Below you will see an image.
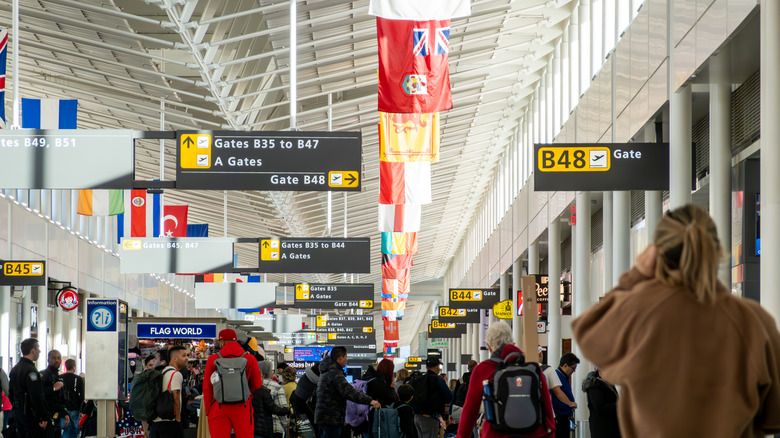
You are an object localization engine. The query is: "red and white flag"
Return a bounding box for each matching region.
[369,0,470,20]
[378,203,421,232]
[163,205,188,237]
[379,162,432,205]
[378,18,452,113]
[120,190,160,239]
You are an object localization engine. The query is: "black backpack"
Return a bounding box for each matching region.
[409,372,439,414]
[483,352,544,434]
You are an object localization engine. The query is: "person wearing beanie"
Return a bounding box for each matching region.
[252,362,291,438]
[281,367,297,405]
[260,361,289,438]
[202,328,263,438]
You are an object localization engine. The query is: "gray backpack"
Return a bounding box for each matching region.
[212,352,251,404]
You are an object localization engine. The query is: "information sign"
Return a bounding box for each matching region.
[447,288,500,309]
[293,347,332,362]
[437,306,480,323]
[258,238,370,273]
[0,129,134,189]
[404,362,422,370]
[176,130,361,191]
[137,323,217,339]
[294,284,374,309]
[87,299,118,332]
[320,332,376,345]
[315,315,373,333]
[534,143,670,191]
[0,260,46,286]
[120,238,235,274]
[408,356,423,363]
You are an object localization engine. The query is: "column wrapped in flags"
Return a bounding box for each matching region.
[371,0,469,358]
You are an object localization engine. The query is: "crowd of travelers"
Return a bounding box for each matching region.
[1,207,779,438]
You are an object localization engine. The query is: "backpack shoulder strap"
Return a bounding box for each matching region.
[164,368,177,391]
[217,352,224,359]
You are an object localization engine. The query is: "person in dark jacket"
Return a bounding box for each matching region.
[10,338,50,438]
[396,384,418,438]
[314,347,380,438]
[291,363,320,438]
[40,349,68,438]
[252,364,291,438]
[361,359,399,437]
[411,357,453,438]
[582,368,621,438]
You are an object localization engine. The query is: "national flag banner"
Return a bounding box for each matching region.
[381,291,409,301]
[381,300,406,311]
[382,277,410,297]
[378,18,452,113]
[382,265,410,280]
[379,162,432,205]
[382,309,405,319]
[379,112,440,162]
[163,205,188,237]
[378,203,421,232]
[77,190,124,216]
[187,223,209,237]
[369,0,470,20]
[384,320,400,340]
[0,30,7,127]
[384,340,398,348]
[21,98,77,129]
[381,231,419,255]
[195,273,225,283]
[118,190,160,240]
[381,253,414,270]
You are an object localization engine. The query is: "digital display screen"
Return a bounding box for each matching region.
[293,347,332,362]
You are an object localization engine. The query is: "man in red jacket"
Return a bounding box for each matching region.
[456,321,556,438]
[203,329,263,438]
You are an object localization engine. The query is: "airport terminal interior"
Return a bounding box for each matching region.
[0,0,777,435]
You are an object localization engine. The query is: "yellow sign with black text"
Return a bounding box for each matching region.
[328,171,359,188]
[4,262,43,276]
[180,133,212,169]
[492,299,514,320]
[260,239,280,261]
[537,146,611,172]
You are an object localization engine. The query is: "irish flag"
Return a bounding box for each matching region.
[77,190,124,216]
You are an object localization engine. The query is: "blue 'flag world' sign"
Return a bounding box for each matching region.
[137,323,217,339]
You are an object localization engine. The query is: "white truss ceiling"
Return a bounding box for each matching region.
[1,0,576,346]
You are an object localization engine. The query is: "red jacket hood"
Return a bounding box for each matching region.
[217,341,247,358]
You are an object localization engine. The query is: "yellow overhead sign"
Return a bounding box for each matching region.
[450,290,483,302]
[328,171,359,188]
[439,307,466,318]
[4,262,44,276]
[260,239,280,261]
[180,133,212,169]
[537,146,611,172]
[296,284,310,300]
[429,320,456,330]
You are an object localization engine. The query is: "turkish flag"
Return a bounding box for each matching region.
[163,205,188,237]
[377,17,452,113]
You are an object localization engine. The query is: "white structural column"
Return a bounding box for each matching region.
[68,308,78,360]
[37,286,48,369]
[528,242,539,275]
[613,191,631,285]
[670,84,692,208]
[709,51,732,286]
[553,43,562,133]
[22,289,31,338]
[0,288,8,369]
[579,0,591,93]
[512,258,522,345]
[573,191,592,427]
[761,0,780,320]
[53,305,63,354]
[547,218,562,367]
[498,272,509,325]
[645,123,663,239]
[603,192,613,292]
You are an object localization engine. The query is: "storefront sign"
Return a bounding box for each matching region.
[57,287,80,311]
[136,323,217,339]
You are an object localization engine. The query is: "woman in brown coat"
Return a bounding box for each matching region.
[572,204,780,437]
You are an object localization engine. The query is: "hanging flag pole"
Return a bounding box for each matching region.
[289,0,297,130]
[10,0,19,129]
[159,101,165,237]
[327,93,332,237]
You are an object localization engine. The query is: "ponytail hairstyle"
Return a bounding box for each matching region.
[653,204,722,304]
